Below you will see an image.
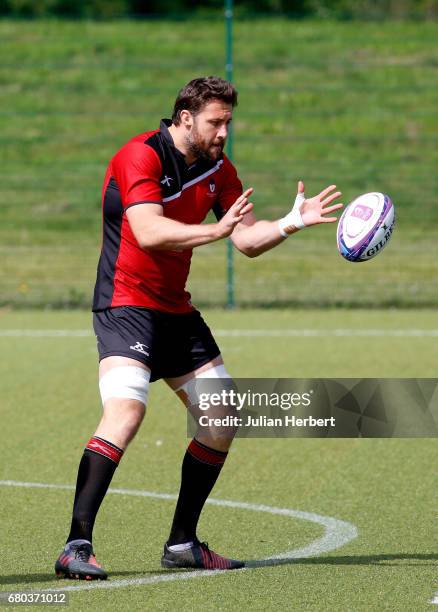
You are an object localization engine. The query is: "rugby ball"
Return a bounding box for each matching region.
[337,192,395,262]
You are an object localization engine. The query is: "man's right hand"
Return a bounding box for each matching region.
[216,188,254,238]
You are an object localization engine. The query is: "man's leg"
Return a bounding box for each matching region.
[55,356,149,580]
[162,357,243,570]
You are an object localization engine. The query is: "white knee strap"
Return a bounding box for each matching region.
[176,364,232,407]
[195,364,230,380]
[99,366,150,406]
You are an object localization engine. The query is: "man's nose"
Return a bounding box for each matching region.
[217,124,228,140]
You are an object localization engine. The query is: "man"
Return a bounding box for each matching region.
[55,76,342,580]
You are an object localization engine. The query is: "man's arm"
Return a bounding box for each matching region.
[126,189,253,251]
[231,182,343,258]
[230,213,287,258]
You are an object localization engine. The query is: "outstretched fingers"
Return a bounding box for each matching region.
[321,191,342,207]
[236,188,253,203]
[320,202,343,223]
[320,216,339,223]
[232,188,253,210]
[231,188,254,217]
[240,201,253,215]
[321,202,343,215]
[299,183,343,227]
[234,203,253,222]
[318,184,338,200]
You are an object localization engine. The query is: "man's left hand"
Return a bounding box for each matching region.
[299,182,343,227]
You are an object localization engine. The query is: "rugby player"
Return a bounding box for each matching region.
[55,76,342,579]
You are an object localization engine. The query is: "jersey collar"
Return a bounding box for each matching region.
[160,119,186,164]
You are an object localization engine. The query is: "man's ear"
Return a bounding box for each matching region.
[180,109,193,129]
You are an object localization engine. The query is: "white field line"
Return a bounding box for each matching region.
[431,593,438,604]
[0,328,437,338]
[0,330,93,337]
[0,479,358,593]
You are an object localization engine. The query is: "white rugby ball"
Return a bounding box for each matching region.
[337,192,395,262]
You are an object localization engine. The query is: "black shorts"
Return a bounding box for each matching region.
[93,306,221,382]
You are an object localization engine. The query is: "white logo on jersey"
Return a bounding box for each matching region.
[161,175,173,187]
[209,180,216,193]
[130,342,150,356]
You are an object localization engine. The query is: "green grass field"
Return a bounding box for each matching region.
[1,308,437,610]
[1,18,438,307]
[1,15,437,609]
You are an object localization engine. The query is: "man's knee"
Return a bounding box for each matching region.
[97,398,146,449]
[102,397,146,426]
[99,365,150,406]
[176,364,239,449]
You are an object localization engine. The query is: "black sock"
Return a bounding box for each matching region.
[66,436,123,544]
[167,438,228,546]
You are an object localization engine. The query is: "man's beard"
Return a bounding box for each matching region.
[185,124,224,162]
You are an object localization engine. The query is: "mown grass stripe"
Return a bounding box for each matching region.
[0,329,437,338]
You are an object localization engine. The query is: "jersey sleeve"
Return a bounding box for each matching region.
[111,142,163,209]
[213,155,243,220]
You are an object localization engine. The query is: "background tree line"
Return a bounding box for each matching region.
[1,0,437,19]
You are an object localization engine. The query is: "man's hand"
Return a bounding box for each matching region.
[300,182,343,227]
[279,181,343,236]
[216,188,254,238]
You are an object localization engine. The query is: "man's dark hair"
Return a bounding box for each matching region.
[172,76,238,125]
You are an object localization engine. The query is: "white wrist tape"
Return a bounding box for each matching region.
[278,192,306,237]
[99,366,150,406]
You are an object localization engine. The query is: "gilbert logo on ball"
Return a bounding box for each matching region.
[337,192,395,262]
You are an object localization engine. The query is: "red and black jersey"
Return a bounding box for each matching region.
[92,119,243,314]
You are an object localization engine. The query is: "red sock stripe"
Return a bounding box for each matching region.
[86,437,123,464]
[188,439,227,466]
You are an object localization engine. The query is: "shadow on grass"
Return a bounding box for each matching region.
[246,552,438,568]
[1,553,437,587]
